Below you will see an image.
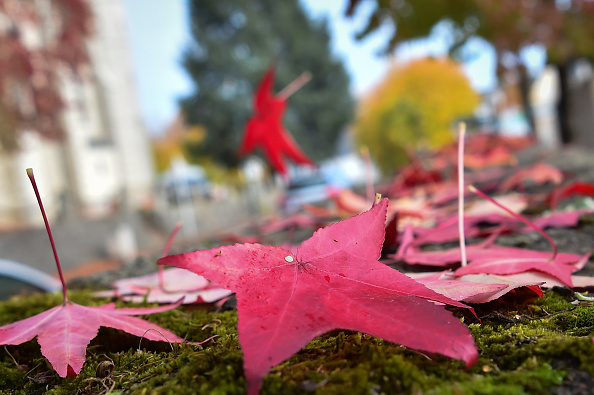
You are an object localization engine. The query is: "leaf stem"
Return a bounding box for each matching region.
[277,72,311,99]
[158,221,183,290]
[374,193,382,206]
[26,168,68,303]
[361,146,375,203]
[458,123,468,267]
[468,184,558,260]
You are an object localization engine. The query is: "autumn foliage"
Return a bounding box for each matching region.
[354,57,479,172]
[0,0,92,150]
[152,115,206,173]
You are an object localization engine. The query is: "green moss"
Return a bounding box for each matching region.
[0,290,593,394]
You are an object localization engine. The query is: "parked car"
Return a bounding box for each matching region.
[280,169,333,214]
[164,177,212,203]
[162,159,212,203]
[0,259,61,300]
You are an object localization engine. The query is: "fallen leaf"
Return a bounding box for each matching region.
[215,233,261,244]
[159,199,478,395]
[499,162,563,192]
[454,255,580,287]
[112,288,232,305]
[116,267,210,294]
[548,182,594,209]
[96,268,233,304]
[409,193,528,246]
[411,275,508,303]
[500,272,576,289]
[465,193,528,217]
[455,274,544,303]
[259,213,322,234]
[529,209,594,231]
[0,169,197,378]
[416,208,594,246]
[405,272,544,303]
[569,275,594,288]
[386,154,442,198]
[382,211,399,255]
[465,145,516,169]
[0,299,189,377]
[409,217,498,246]
[334,188,370,214]
[397,240,589,272]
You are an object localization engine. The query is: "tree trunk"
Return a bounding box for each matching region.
[555,59,594,147]
[556,63,571,144]
[518,66,535,133]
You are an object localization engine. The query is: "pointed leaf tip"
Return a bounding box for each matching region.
[374,193,382,206]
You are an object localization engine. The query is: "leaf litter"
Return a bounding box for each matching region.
[3,86,594,393]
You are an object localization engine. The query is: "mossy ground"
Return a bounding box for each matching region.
[0,289,593,394]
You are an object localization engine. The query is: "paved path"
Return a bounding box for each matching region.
[0,185,278,277]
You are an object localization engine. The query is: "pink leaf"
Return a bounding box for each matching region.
[549,182,594,209]
[0,299,188,377]
[99,267,233,305]
[413,276,508,303]
[455,257,577,287]
[408,272,544,303]
[159,199,478,395]
[115,267,210,294]
[500,162,563,192]
[456,274,544,303]
[396,237,589,273]
[3,169,197,378]
[529,209,594,230]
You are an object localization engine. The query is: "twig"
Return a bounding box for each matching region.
[138,329,174,352]
[457,123,468,267]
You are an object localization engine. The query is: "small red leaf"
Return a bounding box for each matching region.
[239,67,314,175]
[0,299,189,377]
[3,169,196,378]
[549,182,594,209]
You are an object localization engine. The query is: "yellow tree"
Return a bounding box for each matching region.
[152,115,206,173]
[355,57,479,172]
[152,115,240,185]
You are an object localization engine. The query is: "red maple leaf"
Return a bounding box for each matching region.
[238,67,314,175]
[0,169,200,378]
[0,299,188,377]
[159,198,478,394]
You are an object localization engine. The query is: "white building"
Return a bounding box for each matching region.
[0,0,154,227]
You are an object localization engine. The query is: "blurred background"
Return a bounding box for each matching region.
[0,0,592,278]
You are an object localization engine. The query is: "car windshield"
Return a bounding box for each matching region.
[287,173,326,190]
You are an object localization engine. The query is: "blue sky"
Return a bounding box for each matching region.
[122,0,509,135]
